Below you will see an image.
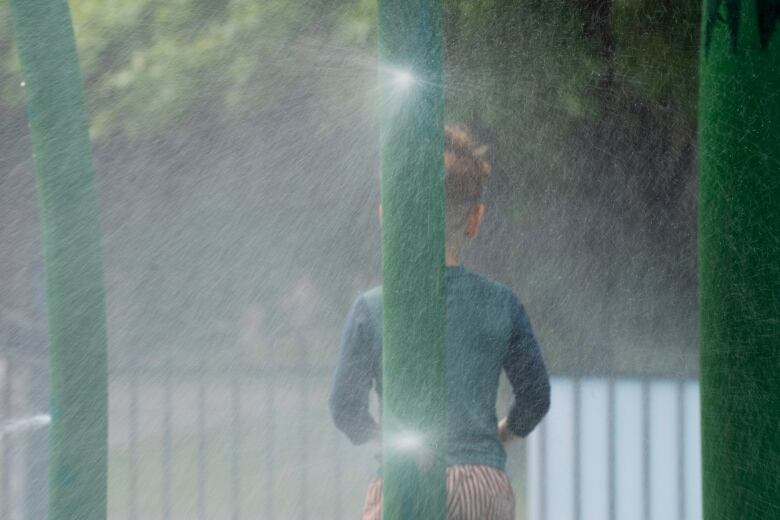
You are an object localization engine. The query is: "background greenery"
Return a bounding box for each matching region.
[1,0,701,375]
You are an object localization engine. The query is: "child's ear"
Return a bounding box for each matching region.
[465,204,485,239]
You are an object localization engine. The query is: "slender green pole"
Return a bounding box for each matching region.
[9,1,108,519]
[699,2,780,518]
[378,1,446,518]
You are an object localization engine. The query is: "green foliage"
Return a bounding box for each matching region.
[613,0,701,123]
[445,0,602,115]
[0,2,24,109]
[72,0,328,137]
[339,0,377,44]
[2,0,343,137]
[1,0,701,139]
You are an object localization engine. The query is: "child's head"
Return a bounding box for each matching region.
[444,124,492,252]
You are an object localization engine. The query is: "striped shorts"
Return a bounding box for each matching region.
[362,464,515,520]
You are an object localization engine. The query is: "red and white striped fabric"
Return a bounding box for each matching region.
[362,464,515,520]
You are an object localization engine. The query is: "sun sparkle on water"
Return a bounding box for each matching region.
[391,430,424,452]
[392,69,415,89]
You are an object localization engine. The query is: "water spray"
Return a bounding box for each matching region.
[386,429,436,474]
[391,69,415,90]
[388,430,425,453]
[0,414,51,438]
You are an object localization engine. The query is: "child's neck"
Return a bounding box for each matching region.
[445,247,460,266]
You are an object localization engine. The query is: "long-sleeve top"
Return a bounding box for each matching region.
[329,265,551,470]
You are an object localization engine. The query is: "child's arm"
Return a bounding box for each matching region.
[500,295,551,443]
[329,296,380,445]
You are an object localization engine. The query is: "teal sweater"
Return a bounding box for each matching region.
[329,265,550,470]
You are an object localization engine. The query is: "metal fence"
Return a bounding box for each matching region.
[105,359,375,520]
[0,356,378,520]
[2,360,699,520]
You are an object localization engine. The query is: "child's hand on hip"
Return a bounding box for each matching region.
[497,417,518,448]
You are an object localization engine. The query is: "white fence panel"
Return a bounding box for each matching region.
[526,377,701,520]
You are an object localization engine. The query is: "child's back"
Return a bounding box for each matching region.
[329,124,550,519]
[332,266,549,470]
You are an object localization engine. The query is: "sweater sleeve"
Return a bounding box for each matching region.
[329,296,380,445]
[502,295,551,437]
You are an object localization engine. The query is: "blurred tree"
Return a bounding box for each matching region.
[0,0,699,138]
[0,0,702,373]
[1,0,346,136]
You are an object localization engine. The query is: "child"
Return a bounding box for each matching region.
[329,124,551,519]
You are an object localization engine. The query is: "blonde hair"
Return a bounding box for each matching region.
[444,124,492,245]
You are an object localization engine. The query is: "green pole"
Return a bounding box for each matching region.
[699,1,780,519]
[378,1,446,518]
[9,1,108,519]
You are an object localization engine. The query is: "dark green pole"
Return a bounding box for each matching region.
[9,1,108,519]
[378,1,446,518]
[699,1,780,519]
